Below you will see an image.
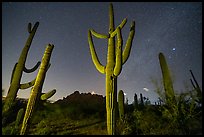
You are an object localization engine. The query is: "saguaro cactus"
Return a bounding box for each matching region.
[20,44,55,135]
[3,22,41,117]
[118,90,125,120]
[140,93,144,106]
[88,3,135,135]
[134,93,138,109]
[158,52,176,105]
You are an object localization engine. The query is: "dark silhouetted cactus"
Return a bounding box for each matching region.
[140,93,144,107]
[3,22,41,118]
[134,93,138,109]
[88,3,135,135]
[159,52,176,105]
[118,90,124,120]
[189,69,202,104]
[20,44,55,135]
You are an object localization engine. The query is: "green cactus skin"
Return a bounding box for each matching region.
[3,22,41,118]
[118,90,125,120]
[88,3,135,135]
[40,89,56,101]
[189,70,202,104]
[20,44,54,135]
[11,108,24,135]
[158,52,176,105]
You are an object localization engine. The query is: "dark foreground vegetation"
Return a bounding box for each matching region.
[2,89,202,135]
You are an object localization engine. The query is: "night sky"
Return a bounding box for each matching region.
[2,2,202,104]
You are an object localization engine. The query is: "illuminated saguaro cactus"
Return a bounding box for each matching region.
[159,52,176,105]
[3,22,41,118]
[20,44,55,135]
[88,3,135,135]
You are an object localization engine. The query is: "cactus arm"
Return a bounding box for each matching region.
[190,78,196,89]
[190,70,201,90]
[122,21,135,64]
[28,23,32,33]
[10,63,18,84]
[109,3,115,32]
[23,61,41,73]
[111,18,127,37]
[118,18,127,29]
[90,29,109,39]
[19,22,39,63]
[40,89,56,100]
[20,78,36,89]
[113,28,123,76]
[88,30,106,74]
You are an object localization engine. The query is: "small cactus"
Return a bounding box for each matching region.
[140,93,144,106]
[118,90,125,120]
[11,108,25,135]
[134,93,138,109]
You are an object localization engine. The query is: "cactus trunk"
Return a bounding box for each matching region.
[3,22,40,119]
[88,3,135,135]
[20,44,54,135]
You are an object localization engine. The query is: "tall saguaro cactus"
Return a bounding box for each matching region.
[3,22,41,118]
[159,52,176,105]
[20,44,55,135]
[88,3,135,135]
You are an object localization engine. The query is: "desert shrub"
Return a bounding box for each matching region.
[115,113,137,135]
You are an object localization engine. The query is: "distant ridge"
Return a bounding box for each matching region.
[54,91,105,105]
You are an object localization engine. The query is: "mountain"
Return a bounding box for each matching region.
[53,91,106,119]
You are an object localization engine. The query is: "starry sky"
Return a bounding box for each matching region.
[2,2,202,104]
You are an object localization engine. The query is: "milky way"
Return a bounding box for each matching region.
[2,2,202,104]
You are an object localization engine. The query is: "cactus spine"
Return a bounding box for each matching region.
[20,44,55,135]
[118,90,125,120]
[158,52,176,105]
[3,22,41,117]
[88,3,135,135]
